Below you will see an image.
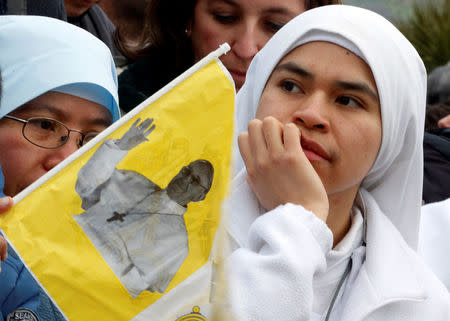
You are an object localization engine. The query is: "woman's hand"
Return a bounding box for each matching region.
[0,196,13,272]
[238,117,329,221]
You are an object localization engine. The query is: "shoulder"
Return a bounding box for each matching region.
[360,191,450,317]
[86,5,115,32]
[402,249,450,317]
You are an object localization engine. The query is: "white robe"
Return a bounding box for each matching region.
[223,173,450,321]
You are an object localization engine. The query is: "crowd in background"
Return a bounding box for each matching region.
[0,0,449,320]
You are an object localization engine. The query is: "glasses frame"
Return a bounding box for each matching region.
[3,115,98,149]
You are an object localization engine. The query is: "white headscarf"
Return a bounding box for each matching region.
[234,5,426,249]
[0,15,120,121]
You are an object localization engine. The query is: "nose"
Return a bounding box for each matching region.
[43,134,81,171]
[232,22,264,60]
[293,95,330,131]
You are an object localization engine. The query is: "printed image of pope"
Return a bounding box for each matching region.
[73,118,214,298]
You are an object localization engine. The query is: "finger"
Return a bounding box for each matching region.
[283,123,302,153]
[139,118,154,131]
[143,124,156,137]
[238,132,253,170]
[247,119,268,163]
[262,117,284,154]
[131,118,141,128]
[0,197,13,214]
[0,236,7,262]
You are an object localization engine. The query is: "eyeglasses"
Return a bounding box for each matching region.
[3,115,99,149]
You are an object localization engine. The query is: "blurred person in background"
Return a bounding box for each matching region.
[117,0,342,113]
[64,0,122,57]
[419,61,450,292]
[0,0,66,19]
[423,61,450,204]
[98,0,148,45]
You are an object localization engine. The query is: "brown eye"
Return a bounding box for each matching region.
[40,120,53,130]
[281,80,301,93]
[265,21,284,33]
[30,118,57,132]
[336,96,364,109]
[83,132,99,144]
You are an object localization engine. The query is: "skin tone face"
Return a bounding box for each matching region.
[239,41,382,245]
[0,91,112,197]
[64,0,99,17]
[189,0,306,90]
[438,114,450,128]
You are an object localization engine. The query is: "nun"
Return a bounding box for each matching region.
[0,15,119,320]
[221,5,450,321]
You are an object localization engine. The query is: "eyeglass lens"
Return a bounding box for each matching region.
[23,118,70,148]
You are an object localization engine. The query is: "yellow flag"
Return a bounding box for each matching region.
[0,45,235,321]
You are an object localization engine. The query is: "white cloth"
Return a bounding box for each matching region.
[225,171,366,320]
[74,140,189,298]
[312,204,364,318]
[222,4,449,321]
[233,4,426,249]
[224,177,450,320]
[419,198,450,291]
[0,15,120,121]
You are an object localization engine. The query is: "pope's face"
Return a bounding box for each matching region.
[166,163,213,206]
[0,91,112,197]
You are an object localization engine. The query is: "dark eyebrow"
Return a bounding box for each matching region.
[273,62,314,79]
[211,0,238,7]
[335,80,379,102]
[264,8,297,15]
[15,103,65,118]
[211,0,297,16]
[16,103,112,128]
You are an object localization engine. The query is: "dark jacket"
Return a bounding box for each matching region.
[0,246,40,321]
[0,243,66,321]
[2,0,66,20]
[118,49,194,113]
[423,128,450,203]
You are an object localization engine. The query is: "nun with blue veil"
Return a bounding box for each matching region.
[0,15,119,321]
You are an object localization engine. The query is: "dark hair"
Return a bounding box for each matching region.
[115,0,342,64]
[115,0,195,68]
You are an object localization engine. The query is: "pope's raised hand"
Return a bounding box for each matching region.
[115,118,156,150]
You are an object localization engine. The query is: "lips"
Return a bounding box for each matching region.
[300,136,330,162]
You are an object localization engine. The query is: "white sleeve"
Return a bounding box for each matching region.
[225,203,333,321]
[75,139,128,209]
[419,198,450,291]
